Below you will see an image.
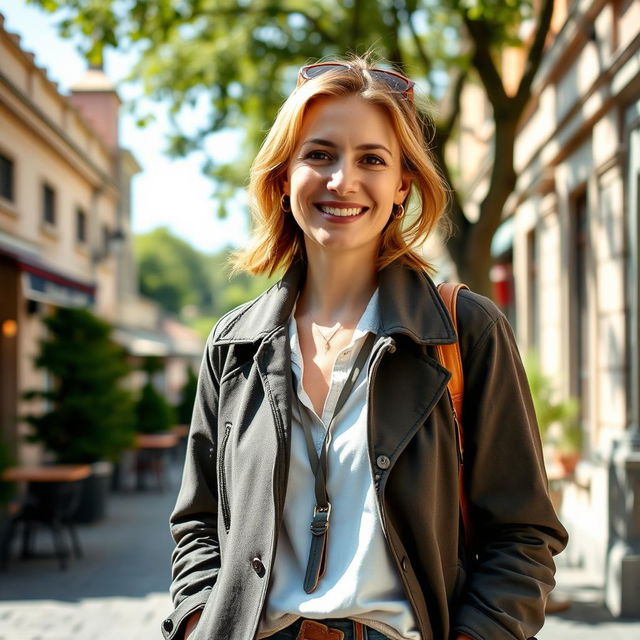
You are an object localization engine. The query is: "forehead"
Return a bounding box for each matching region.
[297,95,399,150]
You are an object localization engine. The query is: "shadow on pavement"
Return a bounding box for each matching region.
[0,465,180,602]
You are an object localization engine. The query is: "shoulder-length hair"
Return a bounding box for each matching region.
[233,55,448,275]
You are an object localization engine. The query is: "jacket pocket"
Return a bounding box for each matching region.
[218,422,232,533]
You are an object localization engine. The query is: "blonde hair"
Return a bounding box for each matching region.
[234,55,448,275]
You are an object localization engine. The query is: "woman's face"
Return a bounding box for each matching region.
[284,95,411,262]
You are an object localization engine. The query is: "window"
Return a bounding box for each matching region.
[76,207,87,243]
[571,190,590,431]
[0,153,13,201]
[43,183,56,225]
[102,224,110,255]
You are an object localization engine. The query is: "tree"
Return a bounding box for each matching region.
[23,307,136,463]
[135,356,176,433]
[34,0,555,295]
[175,366,198,425]
[135,226,213,315]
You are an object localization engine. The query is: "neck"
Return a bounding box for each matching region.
[297,246,378,325]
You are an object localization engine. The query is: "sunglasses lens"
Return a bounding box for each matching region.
[371,70,410,92]
[299,64,413,100]
[302,64,349,79]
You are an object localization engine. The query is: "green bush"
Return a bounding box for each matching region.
[176,367,198,425]
[135,381,176,434]
[23,307,136,463]
[524,350,582,454]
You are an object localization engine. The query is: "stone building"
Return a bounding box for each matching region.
[0,15,202,463]
[454,0,640,616]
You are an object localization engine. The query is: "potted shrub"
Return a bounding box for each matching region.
[525,351,581,476]
[136,357,176,434]
[175,366,198,428]
[23,307,135,522]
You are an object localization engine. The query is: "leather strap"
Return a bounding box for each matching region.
[436,282,472,547]
[299,332,376,593]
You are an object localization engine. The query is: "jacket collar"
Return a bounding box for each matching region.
[213,260,456,346]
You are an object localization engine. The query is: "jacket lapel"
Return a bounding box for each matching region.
[215,259,458,477]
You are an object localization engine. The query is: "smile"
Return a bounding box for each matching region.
[316,205,367,217]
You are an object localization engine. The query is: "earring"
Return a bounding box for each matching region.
[281,194,291,213]
[392,204,404,220]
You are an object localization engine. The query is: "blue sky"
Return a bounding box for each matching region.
[0,1,250,254]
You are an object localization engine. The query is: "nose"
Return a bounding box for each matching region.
[327,160,357,194]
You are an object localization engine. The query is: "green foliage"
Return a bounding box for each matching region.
[135,227,276,328]
[135,226,213,315]
[176,366,198,425]
[524,351,582,454]
[135,380,176,433]
[23,307,136,463]
[27,0,533,186]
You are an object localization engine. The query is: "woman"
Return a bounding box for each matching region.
[163,56,568,640]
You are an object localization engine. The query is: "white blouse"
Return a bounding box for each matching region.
[257,291,421,640]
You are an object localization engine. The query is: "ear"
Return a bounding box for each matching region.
[395,172,412,204]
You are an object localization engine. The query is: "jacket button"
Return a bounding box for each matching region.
[162,618,174,633]
[376,455,391,470]
[401,556,408,571]
[251,556,265,576]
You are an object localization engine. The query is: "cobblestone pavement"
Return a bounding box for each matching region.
[1,464,639,639]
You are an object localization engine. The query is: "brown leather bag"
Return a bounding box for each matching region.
[435,282,472,546]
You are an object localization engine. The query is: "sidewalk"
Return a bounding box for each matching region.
[1,464,639,639]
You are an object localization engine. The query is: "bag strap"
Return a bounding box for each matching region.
[436,282,472,547]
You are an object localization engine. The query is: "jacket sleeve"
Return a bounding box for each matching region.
[161,331,222,640]
[451,297,569,640]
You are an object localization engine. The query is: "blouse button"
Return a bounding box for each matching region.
[376,455,391,470]
[162,618,174,633]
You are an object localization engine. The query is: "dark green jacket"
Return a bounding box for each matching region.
[163,261,568,640]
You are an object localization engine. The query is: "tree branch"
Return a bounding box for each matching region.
[515,0,554,109]
[439,68,467,141]
[463,14,508,110]
[406,9,433,77]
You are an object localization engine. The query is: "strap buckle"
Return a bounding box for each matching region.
[310,503,332,535]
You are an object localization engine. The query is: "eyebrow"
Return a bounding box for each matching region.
[302,137,393,156]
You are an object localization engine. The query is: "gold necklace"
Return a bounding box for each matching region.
[312,321,342,352]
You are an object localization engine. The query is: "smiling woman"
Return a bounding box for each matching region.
[163,55,568,640]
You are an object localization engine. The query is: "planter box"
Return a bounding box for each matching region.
[74,461,113,523]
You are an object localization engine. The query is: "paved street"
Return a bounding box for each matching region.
[1,463,639,640]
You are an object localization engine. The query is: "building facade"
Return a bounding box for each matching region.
[0,15,202,465]
[455,0,639,616]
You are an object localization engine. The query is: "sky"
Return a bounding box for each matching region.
[0,1,250,254]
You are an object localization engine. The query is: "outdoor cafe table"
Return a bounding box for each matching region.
[1,465,91,483]
[0,464,91,569]
[134,433,179,490]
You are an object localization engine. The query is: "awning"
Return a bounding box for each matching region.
[0,232,96,307]
[491,217,514,260]
[112,326,173,357]
[21,267,95,307]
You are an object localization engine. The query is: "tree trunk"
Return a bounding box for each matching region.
[447,112,519,299]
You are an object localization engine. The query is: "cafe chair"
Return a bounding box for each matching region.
[0,479,84,571]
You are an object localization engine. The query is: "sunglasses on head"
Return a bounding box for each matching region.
[298,62,415,102]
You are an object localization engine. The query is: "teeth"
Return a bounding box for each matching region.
[319,206,363,217]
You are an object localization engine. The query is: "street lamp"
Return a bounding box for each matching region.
[92,227,126,264]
